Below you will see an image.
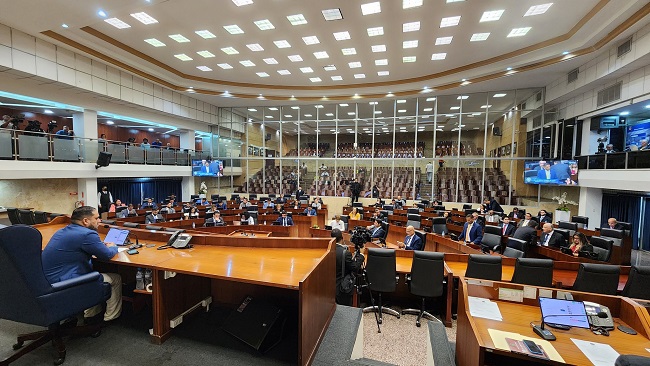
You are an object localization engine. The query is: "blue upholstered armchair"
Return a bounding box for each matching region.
[0,225,110,365]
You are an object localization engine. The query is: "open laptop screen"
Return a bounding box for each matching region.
[539,297,590,329]
[104,228,130,246]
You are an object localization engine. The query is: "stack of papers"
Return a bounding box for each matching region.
[571,339,620,366]
[468,296,503,321]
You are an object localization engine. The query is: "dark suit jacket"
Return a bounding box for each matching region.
[295,190,305,198]
[145,214,164,224]
[459,222,483,244]
[513,226,537,247]
[540,231,566,248]
[606,223,624,230]
[508,211,522,219]
[275,217,294,226]
[517,219,537,228]
[403,234,423,251]
[537,169,557,180]
[335,244,362,305]
[370,226,385,239]
[501,223,516,236]
[537,215,552,226]
[487,199,503,213]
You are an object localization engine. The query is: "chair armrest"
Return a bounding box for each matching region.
[51,272,103,292]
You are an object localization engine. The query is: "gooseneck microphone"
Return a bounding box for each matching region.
[127,232,139,247]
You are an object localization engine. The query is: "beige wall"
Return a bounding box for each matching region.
[0,179,78,214]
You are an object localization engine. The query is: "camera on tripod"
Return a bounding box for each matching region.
[349,226,371,251]
[597,136,608,153]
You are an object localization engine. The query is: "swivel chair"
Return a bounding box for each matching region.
[7,208,21,225]
[573,263,620,295]
[511,258,553,287]
[480,225,502,253]
[465,254,502,281]
[622,266,650,300]
[17,209,36,225]
[401,252,445,327]
[363,248,400,323]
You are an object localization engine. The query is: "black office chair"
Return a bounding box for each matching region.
[165,228,185,233]
[407,208,420,215]
[17,209,36,225]
[571,215,589,229]
[145,225,163,231]
[615,355,650,366]
[622,266,650,300]
[380,221,389,240]
[507,237,528,253]
[480,225,502,253]
[190,194,200,200]
[7,208,21,225]
[402,252,445,327]
[362,248,400,323]
[572,263,620,295]
[352,202,363,208]
[414,230,427,251]
[617,222,632,236]
[211,194,220,200]
[558,221,578,235]
[249,194,257,200]
[102,219,116,225]
[511,258,553,287]
[590,236,614,262]
[432,205,445,211]
[431,217,448,235]
[33,211,49,224]
[553,228,570,247]
[503,247,525,258]
[406,214,421,229]
[123,222,140,228]
[462,204,472,210]
[599,228,624,248]
[465,254,502,281]
[0,225,110,365]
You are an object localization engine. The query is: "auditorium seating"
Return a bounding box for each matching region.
[335,141,424,158]
[435,167,521,205]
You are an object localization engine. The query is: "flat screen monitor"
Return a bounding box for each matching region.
[192,159,224,177]
[523,159,579,186]
[104,228,129,246]
[539,297,590,329]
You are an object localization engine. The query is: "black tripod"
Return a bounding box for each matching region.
[359,268,382,333]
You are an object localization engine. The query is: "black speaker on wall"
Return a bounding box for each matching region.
[493,127,502,136]
[222,296,286,353]
[95,151,112,169]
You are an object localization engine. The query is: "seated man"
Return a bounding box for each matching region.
[160,202,176,214]
[500,216,516,236]
[539,223,566,248]
[239,197,252,209]
[303,206,317,216]
[41,206,122,323]
[141,198,157,210]
[216,200,228,210]
[517,212,537,228]
[606,217,624,230]
[397,225,422,250]
[275,211,294,226]
[485,210,501,223]
[120,204,137,218]
[367,219,385,239]
[145,208,165,224]
[395,195,406,209]
[458,213,483,245]
[262,199,274,209]
[200,198,210,206]
[508,207,521,219]
[537,210,552,227]
[329,215,346,231]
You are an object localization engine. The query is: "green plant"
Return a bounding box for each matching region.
[198,181,208,195]
[551,192,578,212]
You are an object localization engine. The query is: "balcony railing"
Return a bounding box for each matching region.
[0,128,210,165]
[576,150,650,170]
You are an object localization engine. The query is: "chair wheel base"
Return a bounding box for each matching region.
[12,341,24,350]
[53,356,65,365]
[416,321,421,327]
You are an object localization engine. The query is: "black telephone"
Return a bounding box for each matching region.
[584,301,614,330]
[157,231,193,250]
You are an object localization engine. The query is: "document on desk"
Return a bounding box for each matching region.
[571,339,620,366]
[468,296,502,321]
[488,329,564,362]
[117,247,129,253]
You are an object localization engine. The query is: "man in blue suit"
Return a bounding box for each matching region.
[537,163,557,180]
[275,211,294,226]
[397,225,422,250]
[458,214,483,244]
[367,219,385,239]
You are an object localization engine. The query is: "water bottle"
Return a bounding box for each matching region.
[135,268,144,290]
[144,269,152,291]
[192,222,196,229]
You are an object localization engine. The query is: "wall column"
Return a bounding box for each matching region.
[72,110,98,140]
[78,178,98,209]
[578,187,602,230]
[180,130,195,201]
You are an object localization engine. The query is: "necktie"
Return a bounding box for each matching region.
[544,233,551,246]
[283,218,286,226]
[465,223,472,242]
[406,236,412,247]
[503,225,507,235]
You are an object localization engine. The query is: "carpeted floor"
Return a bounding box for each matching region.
[362,312,432,366]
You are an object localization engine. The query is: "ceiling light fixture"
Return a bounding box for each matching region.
[254,19,275,30]
[221,47,239,54]
[302,36,320,45]
[375,59,388,65]
[256,72,270,77]
[174,54,193,61]
[324,65,337,71]
[97,10,107,17]
[322,8,343,21]
[246,43,264,51]
[348,61,362,68]
[378,71,389,76]
[239,60,255,67]
[493,93,507,97]
[313,51,329,59]
[223,25,244,34]
[197,66,212,71]
[333,31,351,40]
[371,44,386,52]
[61,24,69,28]
[435,36,453,45]
[195,30,216,39]
[403,56,416,62]
[480,10,504,22]
[169,34,190,43]
[354,74,366,78]
[440,16,461,27]
[274,40,291,48]
[331,76,343,81]
[508,27,531,37]
[277,70,291,75]
[104,18,131,29]
[431,53,446,60]
[367,27,384,36]
[403,40,418,48]
[130,12,158,24]
[300,67,314,73]
[457,95,469,99]
[288,55,303,62]
[403,21,420,32]
[341,48,357,55]
[217,63,233,69]
[361,2,381,15]
[403,0,423,9]
[232,0,253,6]
[525,3,553,16]
[287,14,308,25]
[197,50,215,58]
[619,111,629,116]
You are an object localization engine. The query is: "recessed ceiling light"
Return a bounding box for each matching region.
[302,36,320,45]
[309,77,323,83]
[256,72,270,77]
[403,56,417,62]
[331,75,343,81]
[246,43,264,51]
[322,8,343,21]
[313,51,329,59]
[61,23,69,28]
[450,106,460,110]
[223,25,244,34]
[457,95,469,99]
[403,21,420,32]
[195,30,216,39]
[339,103,349,107]
[287,14,308,25]
[619,111,630,116]
[493,93,507,97]
[174,54,193,61]
[300,67,313,73]
[440,16,461,27]
[197,50,215,58]
[508,27,531,37]
[221,47,239,55]
[562,51,570,55]
[98,10,107,17]
[274,40,291,48]
[397,100,406,103]
[348,61,362,68]
[470,33,490,42]
[239,60,255,67]
[304,114,313,117]
[426,97,436,101]
[371,45,386,52]
[374,111,382,114]
[435,36,453,45]
[265,115,273,118]
[254,19,275,30]
[325,113,334,116]
[403,40,418,48]
[232,0,253,6]
[169,34,190,43]
[423,108,433,112]
[144,38,166,47]
[324,65,337,71]
[284,115,292,118]
[196,66,212,71]
[354,74,366,79]
[288,55,303,62]
[43,109,53,114]
[217,63,233,69]
[106,120,114,125]
[104,18,131,29]
[378,71,389,76]
[333,31,351,41]
[481,105,492,108]
[278,70,291,75]
[361,2,381,15]
[348,112,356,116]
[248,108,257,111]
[446,0,465,2]
[431,53,446,60]
[506,67,513,71]
[367,27,384,36]
[269,107,278,110]
[525,3,553,16]
[130,12,158,24]
[375,59,388,65]
[148,128,154,132]
[341,48,357,55]
[480,10,504,22]
[403,0,423,9]
[315,105,324,108]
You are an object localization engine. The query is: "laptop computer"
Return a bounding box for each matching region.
[104,228,130,246]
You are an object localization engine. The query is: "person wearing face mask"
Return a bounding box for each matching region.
[97,186,113,215]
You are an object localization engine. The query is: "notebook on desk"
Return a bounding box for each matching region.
[104,228,129,246]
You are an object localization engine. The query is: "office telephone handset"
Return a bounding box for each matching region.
[584,301,614,330]
[157,231,193,250]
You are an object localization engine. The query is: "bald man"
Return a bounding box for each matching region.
[539,223,566,248]
[397,225,423,250]
[607,218,624,230]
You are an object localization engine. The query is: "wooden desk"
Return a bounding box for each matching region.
[456,278,650,366]
[35,217,335,366]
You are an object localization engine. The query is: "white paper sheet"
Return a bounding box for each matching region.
[468,296,503,321]
[117,247,129,252]
[571,339,620,366]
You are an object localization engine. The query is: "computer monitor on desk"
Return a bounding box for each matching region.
[539,297,590,329]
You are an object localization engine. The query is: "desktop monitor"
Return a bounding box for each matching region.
[231,194,240,201]
[104,228,129,246]
[539,297,590,329]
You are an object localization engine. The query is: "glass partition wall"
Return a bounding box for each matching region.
[212,88,548,206]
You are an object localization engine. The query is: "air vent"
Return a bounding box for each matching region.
[597,82,622,107]
[617,38,632,58]
[567,69,579,84]
[533,115,542,128]
[536,91,542,101]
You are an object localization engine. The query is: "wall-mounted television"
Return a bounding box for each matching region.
[523,159,579,186]
[192,159,223,177]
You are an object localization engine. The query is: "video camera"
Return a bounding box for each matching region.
[349,226,371,251]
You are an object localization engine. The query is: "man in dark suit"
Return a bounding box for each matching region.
[539,223,566,248]
[509,207,521,219]
[606,218,624,230]
[275,211,294,226]
[397,225,423,250]
[333,229,363,306]
[482,198,503,214]
[512,220,538,248]
[537,163,557,180]
[537,210,552,227]
[500,216,516,236]
[350,179,361,203]
[458,214,483,245]
[295,187,305,199]
[367,219,385,239]
[517,212,537,228]
[551,161,571,180]
[145,208,165,224]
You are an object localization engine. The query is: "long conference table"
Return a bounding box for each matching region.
[35,217,336,366]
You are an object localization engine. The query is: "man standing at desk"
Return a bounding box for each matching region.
[459,213,483,245]
[41,206,122,323]
[397,225,422,250]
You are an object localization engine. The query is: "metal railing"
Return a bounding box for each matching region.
[0,128,210,165]
[576,151,650,170]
